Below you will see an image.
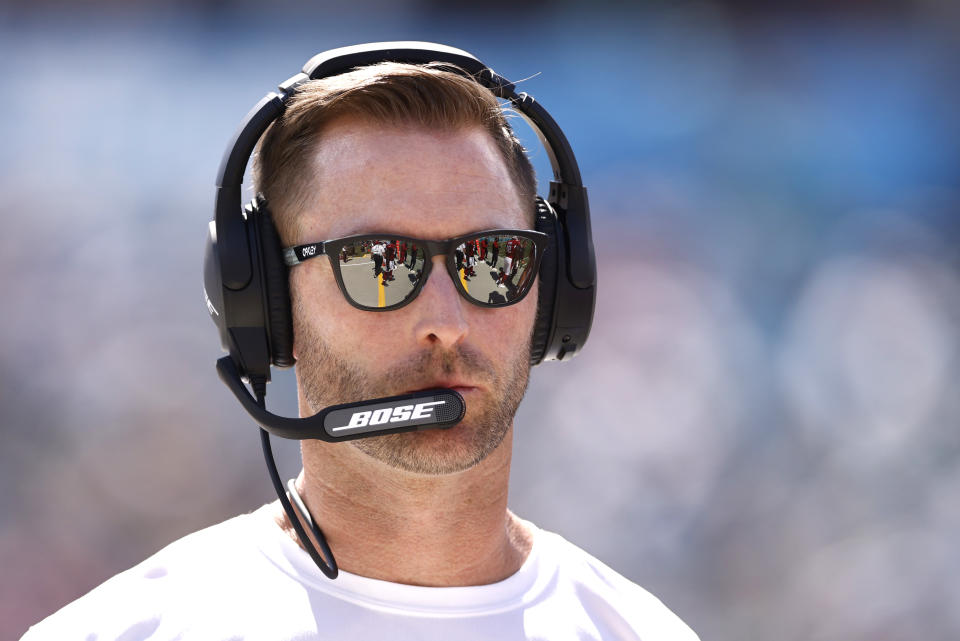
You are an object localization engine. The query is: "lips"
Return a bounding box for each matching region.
[403,382,477,395]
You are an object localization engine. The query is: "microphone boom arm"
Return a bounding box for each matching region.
[216,357,466,441]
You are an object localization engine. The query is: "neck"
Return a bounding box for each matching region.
[272,425,534,587]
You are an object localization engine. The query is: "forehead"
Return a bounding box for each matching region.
[297,116,527,241]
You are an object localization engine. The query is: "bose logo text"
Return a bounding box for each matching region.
[330,401,446,432]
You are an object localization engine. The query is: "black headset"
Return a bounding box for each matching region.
[204,41,596,390]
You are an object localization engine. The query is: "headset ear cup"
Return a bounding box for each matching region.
[255,201,296,368]
[530,197,559,366]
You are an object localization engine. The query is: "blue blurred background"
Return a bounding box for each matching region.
[2,1,959,638]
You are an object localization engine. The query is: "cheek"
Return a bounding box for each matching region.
[470,280,539,348]
[522,281,541,342]
[289,264,363,357]
[511,278,539,329]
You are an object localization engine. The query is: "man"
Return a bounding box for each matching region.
[23,60,697,640]
[464,238,478,277]
[454,242,465,274]
[371,238,384,277]
[407,242,418,269]
[382,240,396,282]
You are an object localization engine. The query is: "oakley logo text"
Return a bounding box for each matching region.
[302,245,317,257]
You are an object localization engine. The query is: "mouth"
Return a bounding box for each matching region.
[404,382,478,396]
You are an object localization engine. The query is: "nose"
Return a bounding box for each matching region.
[411,255,469,349]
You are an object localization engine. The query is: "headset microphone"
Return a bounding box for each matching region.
[217,357,465,440]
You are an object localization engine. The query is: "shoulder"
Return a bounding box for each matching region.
[530,526,700,641]
[21,508,276,641]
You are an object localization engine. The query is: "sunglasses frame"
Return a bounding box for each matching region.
[284,229,549,312]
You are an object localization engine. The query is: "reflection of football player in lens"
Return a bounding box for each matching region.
[496,237,514,288]
[383,242,396,282]
[465,240,477,277]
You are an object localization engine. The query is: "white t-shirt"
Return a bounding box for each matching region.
[22,505,698,641]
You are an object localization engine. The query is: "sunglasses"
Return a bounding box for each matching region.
[283,229,548,311]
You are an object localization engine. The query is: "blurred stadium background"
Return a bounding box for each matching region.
[2,1,959,639]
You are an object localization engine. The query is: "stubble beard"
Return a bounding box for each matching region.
[293,306,532,475]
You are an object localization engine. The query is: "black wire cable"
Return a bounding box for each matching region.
[254,378,339,579]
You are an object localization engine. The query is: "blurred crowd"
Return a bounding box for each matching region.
[1,2,958,639]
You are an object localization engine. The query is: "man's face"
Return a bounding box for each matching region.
[289,116,537,475]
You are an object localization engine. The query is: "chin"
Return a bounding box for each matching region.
[350,416,508,476]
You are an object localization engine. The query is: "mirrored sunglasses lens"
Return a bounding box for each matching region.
[337,239,425,309]
[455,235,538,306]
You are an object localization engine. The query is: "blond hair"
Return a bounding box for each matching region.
[252,62,537,243]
